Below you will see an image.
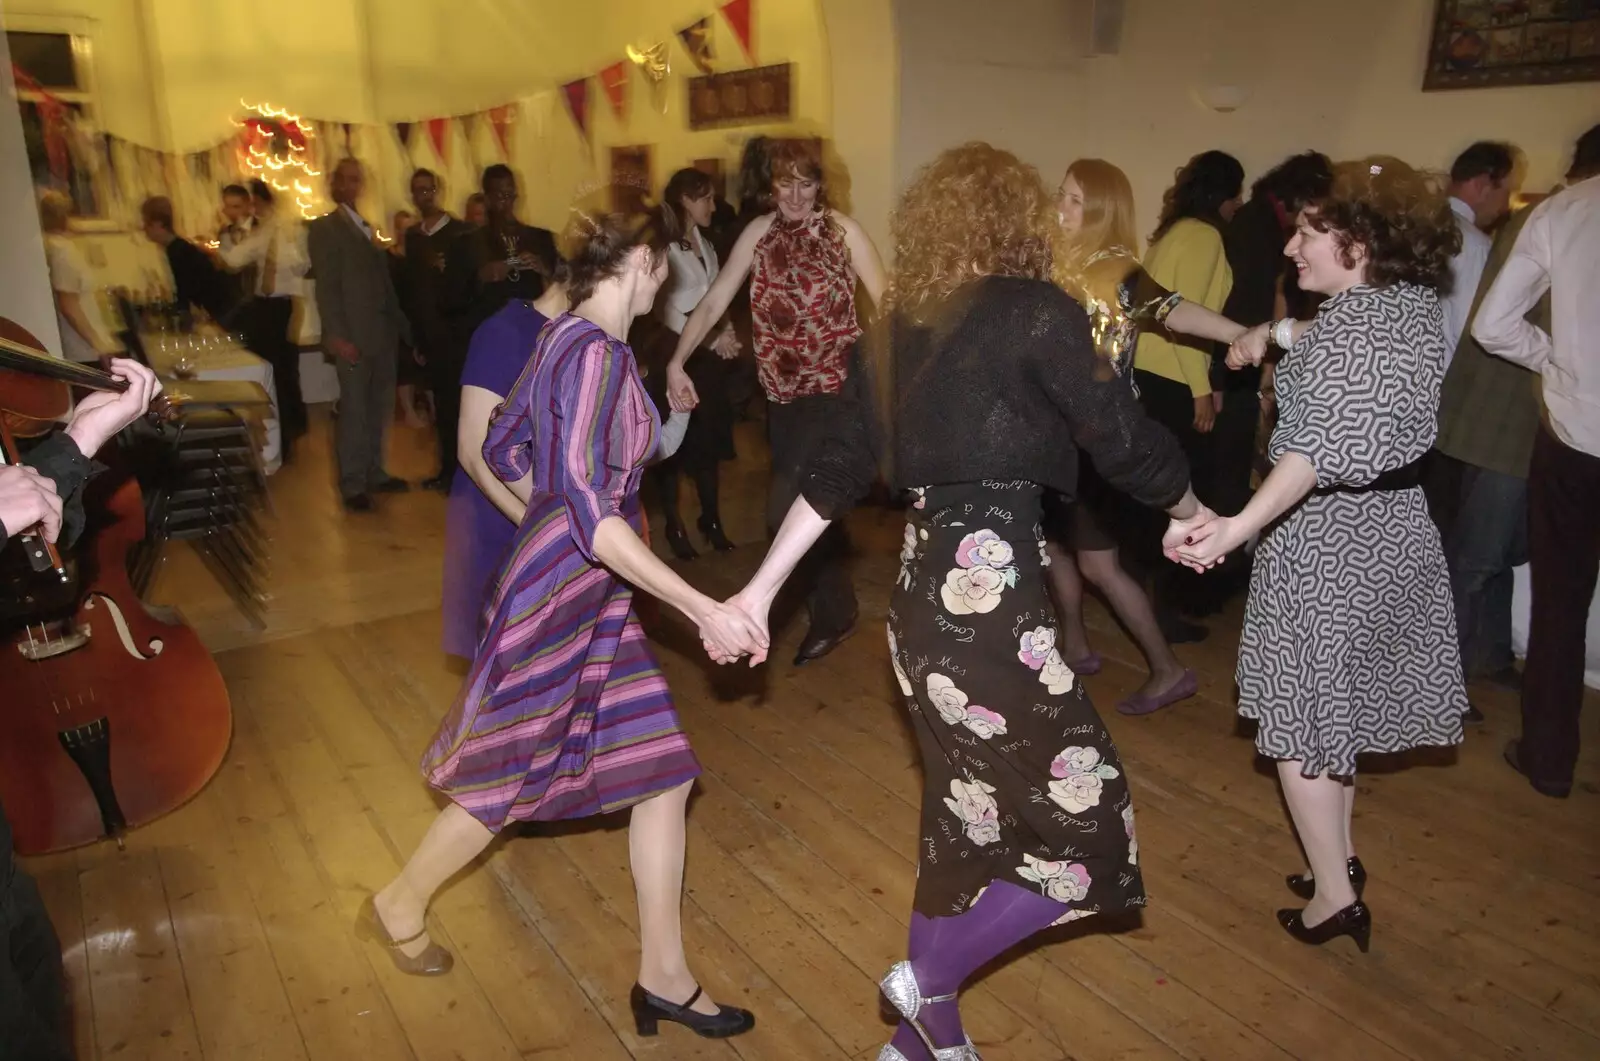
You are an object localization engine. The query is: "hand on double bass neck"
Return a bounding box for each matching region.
[63,359,163,458]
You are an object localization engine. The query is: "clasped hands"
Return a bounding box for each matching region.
[696,589,771,668]
[1163,503,1249,573]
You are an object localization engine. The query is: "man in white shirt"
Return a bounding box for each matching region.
[219,179,310,457]
[1441,141,1516,362]
[1472,124,1600,800]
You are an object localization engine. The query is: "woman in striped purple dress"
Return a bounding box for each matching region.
[358,213,761,1040]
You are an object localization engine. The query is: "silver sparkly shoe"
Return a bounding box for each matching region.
[878,961,981,1060]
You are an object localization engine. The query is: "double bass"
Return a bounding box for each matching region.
[0,317,232,855]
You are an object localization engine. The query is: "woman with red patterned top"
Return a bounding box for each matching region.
[668,138,887,665]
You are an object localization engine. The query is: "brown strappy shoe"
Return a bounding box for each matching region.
[355,895,454,976]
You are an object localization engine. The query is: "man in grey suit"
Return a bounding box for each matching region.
[307,157,412,511]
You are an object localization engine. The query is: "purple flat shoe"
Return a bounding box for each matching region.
[1116,669,1198,716]
[1067,651,1103,676]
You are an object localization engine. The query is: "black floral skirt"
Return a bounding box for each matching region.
[890,480,1146,920]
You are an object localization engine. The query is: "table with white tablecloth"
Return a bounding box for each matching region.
[143,333,282,473]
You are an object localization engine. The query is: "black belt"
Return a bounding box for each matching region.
[1313,457,1425,496]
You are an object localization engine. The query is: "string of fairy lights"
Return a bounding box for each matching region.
[231,99,324,220]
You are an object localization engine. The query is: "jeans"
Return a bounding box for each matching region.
[1444,463,1528,678]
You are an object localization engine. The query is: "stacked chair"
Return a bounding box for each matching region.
[116,302,275,628]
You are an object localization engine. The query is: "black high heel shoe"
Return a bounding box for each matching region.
[698,515,735,552]
[1277,900,1372,953]
[1286,856,1366,901]
[664,521,699,561]
[630,983,755,1039]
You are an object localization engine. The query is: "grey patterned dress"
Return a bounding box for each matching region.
[1238,282,1467,776]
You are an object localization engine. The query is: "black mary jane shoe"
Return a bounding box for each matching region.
[630,983,755,1039]
[664,521,699,561]
[1277,900,1372,953]
[698,515,736,552]
[1286,856,1367,902]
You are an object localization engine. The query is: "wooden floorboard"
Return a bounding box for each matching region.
[18,410,1599,1061]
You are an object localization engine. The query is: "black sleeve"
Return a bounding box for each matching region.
[441,232,478,340]
[798,340,882,521]
[1026,286,1190,510]
[14,433,98,547]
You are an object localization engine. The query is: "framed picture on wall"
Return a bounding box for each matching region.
[610,145,652,216]
[688,64,793,130]
[1424,0,1600,90]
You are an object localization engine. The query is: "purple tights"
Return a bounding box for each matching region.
[887,880,1067,1057]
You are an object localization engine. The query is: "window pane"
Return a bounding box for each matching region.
[7,32,80,90]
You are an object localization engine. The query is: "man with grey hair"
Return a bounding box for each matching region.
[307,157,412,511]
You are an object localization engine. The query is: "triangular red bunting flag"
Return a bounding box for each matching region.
[677,17,716,74]
[395,121,412,149]
[599,61,629,121]
[426,117,449,162]
[720,0,754,63]
[561,78,590,140]
[488,104,514,156]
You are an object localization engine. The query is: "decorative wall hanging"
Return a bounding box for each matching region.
[1424,0,1600,90]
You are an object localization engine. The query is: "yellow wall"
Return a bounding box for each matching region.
[896,0,1598,241]
[3,0,839,230]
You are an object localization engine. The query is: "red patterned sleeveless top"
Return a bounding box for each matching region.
[749,212,861,403]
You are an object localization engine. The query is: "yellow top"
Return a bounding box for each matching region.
[1132,218,1233,397]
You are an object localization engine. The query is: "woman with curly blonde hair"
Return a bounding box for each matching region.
[1182,158,1468,951]
[723,143,1214,1060]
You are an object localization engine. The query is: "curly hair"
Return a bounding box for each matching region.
[1307,156,1461,292]
[888,142,1054,319]
[1151,150,1243,242]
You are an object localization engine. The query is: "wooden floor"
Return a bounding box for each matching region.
[20,408,1600,1061]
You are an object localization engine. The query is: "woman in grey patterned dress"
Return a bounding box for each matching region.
[1178,157,1468,952]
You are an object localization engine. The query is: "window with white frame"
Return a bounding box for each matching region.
[7,28,102,217]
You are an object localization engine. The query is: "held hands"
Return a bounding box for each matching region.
[1172,514,1249,571]
[667,362,699,413]
[698,592,771,667]
[64,359,162,459]
[710,328,741,360]
[0,465,64,544]
[1227,323,1271,370]
[1162,503,1223,573]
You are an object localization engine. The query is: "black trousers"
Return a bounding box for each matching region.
[1521,427,1600,786]
[426,344,465,482]
[242,296,304,444]
[1131,370,1214,611]
[766,393,857,636]
[0,867,71,1061]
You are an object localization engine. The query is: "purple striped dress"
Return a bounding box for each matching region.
[421,314,701,828]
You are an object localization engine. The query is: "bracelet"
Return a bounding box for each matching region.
[1272,318,1295,349]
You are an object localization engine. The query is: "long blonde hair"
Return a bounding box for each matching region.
[1053,158,1139,303]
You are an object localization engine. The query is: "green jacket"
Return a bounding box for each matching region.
[1435,205,1548,479]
